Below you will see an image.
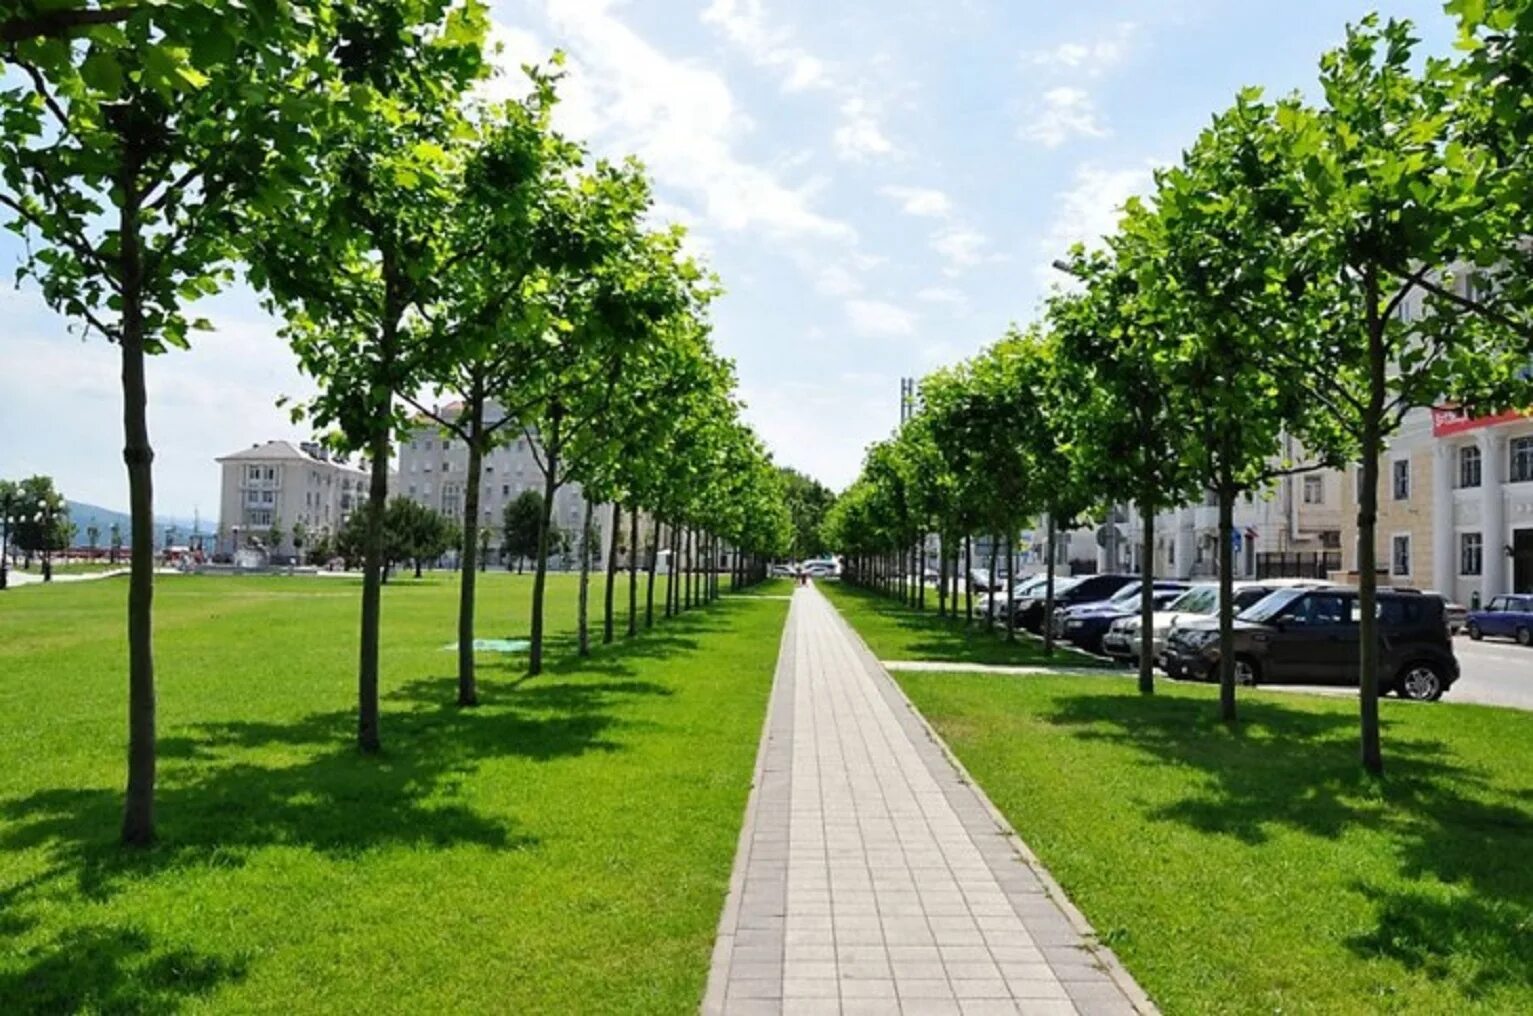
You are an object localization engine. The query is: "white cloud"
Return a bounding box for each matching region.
[879,185,952,219]
[916,286,967,306]
[931,226,993,275]
[815,264,862,298]
[701,0,832,93]
[1024,22,1138,75]
[834,97,897,161]
[1036,161,1159,285]
[845,299,917,338]
[490,5,854,243]
[1019,87,1109,148]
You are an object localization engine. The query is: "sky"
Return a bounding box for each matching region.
[0,0,1458,516]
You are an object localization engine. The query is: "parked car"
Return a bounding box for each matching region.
[1013,574,1136,633]
[1052,580,1192,655]
[802,559,837,578]
[1163,586,1459,701]
[1101,579,1328,666]
[1466,594,1533,645]
[967,568,997,592]
[975,575,1049,620]
[769,564,796,578]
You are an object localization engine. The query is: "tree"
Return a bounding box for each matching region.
[1256,18,1531,773]
[0,479,17,589]
[502,490,544,572]
[109,521,122,565]
[266,516,284,558]
[0,0,368,844]
[778,467,835,561]
[12,476,70,579]
[1049,248,1198,695]
[250,1,489,751]
[1121,96,1343,721]
[405,66,584,705]
[291,521,307,564]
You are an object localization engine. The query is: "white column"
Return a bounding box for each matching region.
[1174,508,1194,580]
[1433,443,1455,595]
[1480,429,1507,600]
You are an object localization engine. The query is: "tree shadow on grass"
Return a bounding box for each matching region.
[1042,689,1533,1000]
[0,925,245,1014]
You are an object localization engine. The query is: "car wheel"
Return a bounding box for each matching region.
[1233,656,1259,687]
[1519,627,1532,648]
[1467,621,1482,641]
[1398,663,1445,702]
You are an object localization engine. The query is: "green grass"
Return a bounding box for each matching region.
[819,580,1106,668]
[894,672,1533,1015]
[0,571,787,1014]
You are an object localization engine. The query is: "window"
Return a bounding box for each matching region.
[408,485,417,498]
[485,465,494,475]
[1460,532,1483,576]
[1320,530,1342,549]
[1303,475,1324,504]
[1285,593,1351,626]
[1459,445,1482,488]
[1392,459,1411,500]
[1512,437,1533,483]
[1377,598,1424,625]
[502,484,510,497]
[1392,534,1411,576]
[265,467,275,481]
[247,465,261,481]
[441,461,451,473]
[424,482,432,496]
[441,440,450,451]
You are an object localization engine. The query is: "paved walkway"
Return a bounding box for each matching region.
[704,586,1153,1015]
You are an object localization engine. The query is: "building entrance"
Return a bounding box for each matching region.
[1514,529,1533,594]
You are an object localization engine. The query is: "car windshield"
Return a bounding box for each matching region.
[1042,577,1084,597]
[1240,587,1308,623]
[1105,582,1141,605]
[1168,586,1218,614]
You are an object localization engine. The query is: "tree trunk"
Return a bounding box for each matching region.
[1217,482,1237,724]
[1005,533,1016,641]
[686,528,695,609]
[603,502,620,644]
[578,499,595,656]
[1138,493,1156,696]
[118,167,156,845]
[628,506,640,636]
[986,536,999,631]
[1359,276,1386,775]
[665,522,678,617]
[456,398,485,706]
[646,516,661,628]
[358,427,390,750]
[528,422,561,676]
[964,536,973,624]
[937,537,949,617]
[1044,514,1057,657]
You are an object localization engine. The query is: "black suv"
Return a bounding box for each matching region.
[1011,573,1137,632]
[1162,586,1459,701]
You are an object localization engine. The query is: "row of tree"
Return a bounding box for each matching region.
[0,2,792,845]
[824,7,1533,777]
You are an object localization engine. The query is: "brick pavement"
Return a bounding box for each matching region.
[702,585,1154,1016]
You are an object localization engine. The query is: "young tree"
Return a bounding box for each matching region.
[1259,18,1531,772]
[250,2,489,751]
[1050,248,1198,695]
[0,0,370,844]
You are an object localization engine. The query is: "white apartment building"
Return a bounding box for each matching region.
[1339,405,1533,606]
[396,402,609,567]
[216,441,376,562]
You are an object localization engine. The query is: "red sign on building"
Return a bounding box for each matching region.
[1431,406,1528,437]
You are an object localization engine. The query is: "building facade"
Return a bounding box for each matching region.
[1120,461,1345,582]
[1340,405,1533,605]
[216,441,375,561]
[396,403,610,568]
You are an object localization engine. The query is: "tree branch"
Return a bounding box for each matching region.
[1405,270,1533,342]
[0,6,135,44]
[0,190,115,291]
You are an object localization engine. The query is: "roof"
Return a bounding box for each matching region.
[216,440,368,475]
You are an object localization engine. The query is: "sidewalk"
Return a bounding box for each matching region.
[703,585,1153,1015]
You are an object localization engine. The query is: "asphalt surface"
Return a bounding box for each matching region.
[1444,634,1533,710]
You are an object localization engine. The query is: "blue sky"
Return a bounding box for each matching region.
[0,0,1456,515]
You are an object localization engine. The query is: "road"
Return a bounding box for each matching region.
[1447,635,1533,710]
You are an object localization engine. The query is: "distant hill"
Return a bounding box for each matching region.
[65,501,209,548]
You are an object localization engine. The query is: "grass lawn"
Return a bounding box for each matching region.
[895,672,1533,1014]
[0,570,787,1014]
[819,580,1106,668]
